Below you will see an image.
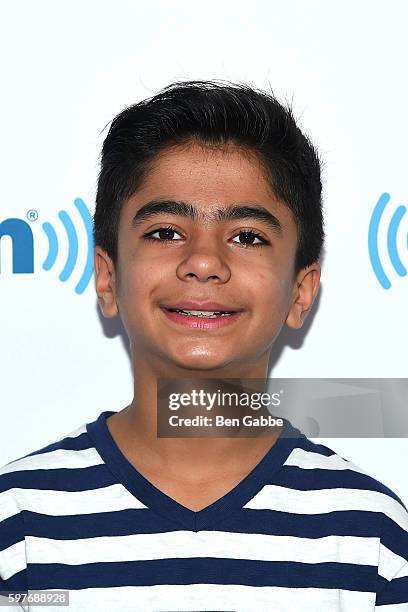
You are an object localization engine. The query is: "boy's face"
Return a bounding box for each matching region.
[95,142,320,374]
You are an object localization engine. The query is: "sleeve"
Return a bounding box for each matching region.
[375,499,408,610]
[0,483,28,611]
[375,561,408,609]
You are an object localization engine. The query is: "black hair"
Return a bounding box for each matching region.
[94,79,324,277]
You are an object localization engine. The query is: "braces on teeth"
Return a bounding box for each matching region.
[170,309,233,318]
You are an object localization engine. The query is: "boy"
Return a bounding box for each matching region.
[1,80,407,611]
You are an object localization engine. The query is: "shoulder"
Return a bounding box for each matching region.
[285,435,407,512]
[0,421,102,520]
[284,436,408,573]
[0,421,95,474]
[282,437,408,581]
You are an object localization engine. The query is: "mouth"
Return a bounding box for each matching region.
[159,306,244,329]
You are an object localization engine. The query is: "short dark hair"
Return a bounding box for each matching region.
[94,79,324,277]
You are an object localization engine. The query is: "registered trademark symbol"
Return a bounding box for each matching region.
[26,209,38,221]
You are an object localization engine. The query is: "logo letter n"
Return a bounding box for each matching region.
[0,218,34,273]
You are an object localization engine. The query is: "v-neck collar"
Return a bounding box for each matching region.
[87,410,305,532]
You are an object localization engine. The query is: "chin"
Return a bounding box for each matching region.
[171,352,233,372]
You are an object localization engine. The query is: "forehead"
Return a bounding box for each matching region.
[120,142,296,229]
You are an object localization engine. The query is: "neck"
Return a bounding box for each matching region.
[107,351,282,483]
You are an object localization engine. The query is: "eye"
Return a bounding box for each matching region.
[142,225,183,242]
[231,229,269,248]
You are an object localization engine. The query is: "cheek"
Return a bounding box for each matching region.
[249,267,286,298]
[118,261,160,313]
[250,270,292,320]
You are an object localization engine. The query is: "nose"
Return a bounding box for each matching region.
[175,237,231,284]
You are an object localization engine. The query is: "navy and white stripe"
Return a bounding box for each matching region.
[1,410,407,611]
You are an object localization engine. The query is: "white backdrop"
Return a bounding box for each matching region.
[1,0,407,503]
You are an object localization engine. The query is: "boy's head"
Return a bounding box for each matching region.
[93,80,324,374]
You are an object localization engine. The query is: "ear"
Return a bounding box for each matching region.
[285,262,321,329]
[94,246,119,318]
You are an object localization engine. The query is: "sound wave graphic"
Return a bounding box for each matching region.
[368,193,407,289]
[42,198,94,294]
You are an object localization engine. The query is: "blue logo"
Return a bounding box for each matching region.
[368,193,407,289]
[0,198,94,295]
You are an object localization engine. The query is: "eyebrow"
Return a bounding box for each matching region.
[131,199,283,236]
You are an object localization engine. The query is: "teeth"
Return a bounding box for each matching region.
[172,309,232,318]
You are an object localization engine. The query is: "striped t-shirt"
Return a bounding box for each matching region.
[1,410,408,611]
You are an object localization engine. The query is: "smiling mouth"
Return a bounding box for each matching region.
[159,306,244,328]
[164,308,234,318]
